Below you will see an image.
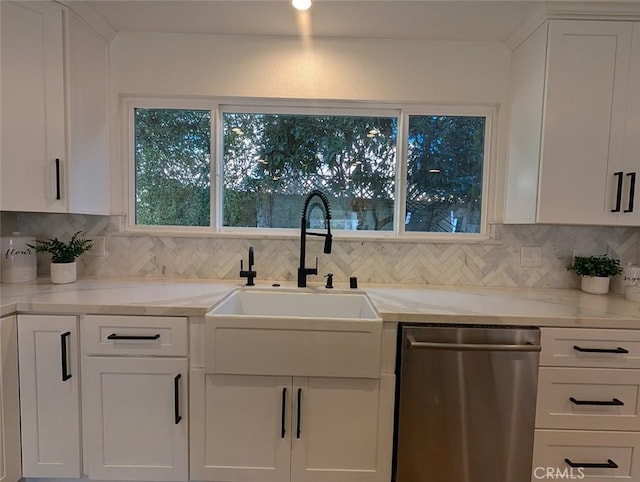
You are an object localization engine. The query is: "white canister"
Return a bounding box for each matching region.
[622,264,640,286]
[1,233,37,283]
[623,264,640,302]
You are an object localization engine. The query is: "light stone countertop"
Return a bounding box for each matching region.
[1,278,640,328]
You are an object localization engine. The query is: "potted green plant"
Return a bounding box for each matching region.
[568,254,623,294]
[29,231,93,284]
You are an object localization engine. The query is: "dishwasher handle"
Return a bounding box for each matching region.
[407,334,542,352]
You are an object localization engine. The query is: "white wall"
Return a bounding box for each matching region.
[109,32,511,214]
[111,32,510,101]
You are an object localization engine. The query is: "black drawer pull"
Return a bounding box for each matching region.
[565,458,618,469]
[296,388,302,439]
[174,374,182,424]
[573,345,629,354]
[281,387,287,439]
[612,171,624,212]
[55,158,61,200]
[107,333,160,341]
[61,331,72,381]
[570,397,624,406]
[625,172,636,213]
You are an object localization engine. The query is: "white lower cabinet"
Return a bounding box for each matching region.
[83,357,188,481]
[190,371,394,482]
[290,376,394,482]
[190,372,291,482]
[17,314,81,477]
[81,314,189,481]
[534,328,640,482]
[0,316,21,482]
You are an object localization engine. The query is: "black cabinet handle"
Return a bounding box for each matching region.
[281,387,287,438]
[296,388,302,439]
[570,397,624,406]
[565,458,618,469]
[174,374,182,424]
[625,172,636,213]
[573,345,629,354]
[107,333,160,341]
[61,331,71,381]
[612,171,624,212]
[55,158,61,200]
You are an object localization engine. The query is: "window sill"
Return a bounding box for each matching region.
[113,227,499,245]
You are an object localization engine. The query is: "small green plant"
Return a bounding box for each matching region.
[569,254,623,278]
[28,231,93,263]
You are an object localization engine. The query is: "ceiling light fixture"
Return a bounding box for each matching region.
[292,0,312,11]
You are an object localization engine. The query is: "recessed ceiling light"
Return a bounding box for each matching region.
[292,0,312,11]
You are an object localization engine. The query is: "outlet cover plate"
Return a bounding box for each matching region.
[521,246,542,268]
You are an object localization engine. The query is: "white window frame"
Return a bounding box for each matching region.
[123,97,218,234]
[399,105,495,241]
[123,97,494,241]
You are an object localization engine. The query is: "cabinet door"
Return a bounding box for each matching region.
[537,21,632,225]
[505,22,549,223]
[1,1,66,212]
[0,316,21,482]
[190,370,291,482]
[17,315,80,477]
[291,375,395,482]
[83,356,188,481]
[620,23,640,226]
[66,11,110,215]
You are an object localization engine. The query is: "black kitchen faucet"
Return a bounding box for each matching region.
[239,246,256,286]
[298,190,332,287]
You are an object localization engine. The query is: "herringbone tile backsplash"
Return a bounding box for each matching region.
[3,212,639,289]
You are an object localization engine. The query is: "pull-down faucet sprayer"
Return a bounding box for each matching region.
[298,190,332,288]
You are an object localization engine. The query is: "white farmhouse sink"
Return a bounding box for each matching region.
[205,289,382,378]
[209,289,380,320]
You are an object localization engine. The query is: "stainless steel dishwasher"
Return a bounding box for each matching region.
[394,324,541,482]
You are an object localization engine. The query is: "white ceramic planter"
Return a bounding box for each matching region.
[581,276,610,295]
[50,261,77,284]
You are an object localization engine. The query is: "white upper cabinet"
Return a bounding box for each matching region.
[66,9,110,214]
[0,0,110,214]
[621,23,640,226]
[1,1,66,213]
[505,20,639,226]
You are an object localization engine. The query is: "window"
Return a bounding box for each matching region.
[127,99,492,238]
[405,115,486,234]
[222,111,397,231]
[134,107,212,226]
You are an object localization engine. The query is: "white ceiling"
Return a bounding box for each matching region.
[84,0,546,42]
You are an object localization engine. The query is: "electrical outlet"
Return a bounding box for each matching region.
[87,236,106,257]
[520,246,542,268]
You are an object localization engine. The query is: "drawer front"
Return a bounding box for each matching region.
[83,315,188,356]
[541,328,640,368]
[536,367,640,431]
[532,430,640,482]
